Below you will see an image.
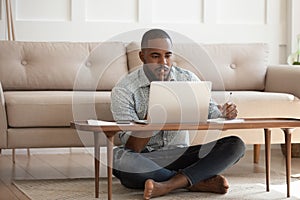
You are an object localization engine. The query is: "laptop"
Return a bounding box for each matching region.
[143,81,212,124]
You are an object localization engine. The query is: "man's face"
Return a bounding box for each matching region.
[139,38,173,81]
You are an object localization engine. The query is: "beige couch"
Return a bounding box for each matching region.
[1,40,300,156]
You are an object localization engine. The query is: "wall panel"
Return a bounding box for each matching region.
[85,0,138,22]
[16,0,71,21]
[0,0,3,39]
[216,0,266,24]
[152,0,203,24]
[0,0,2,20]
[287,0,300,54]
[0,0,296,64]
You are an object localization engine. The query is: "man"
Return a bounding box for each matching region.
[111,29,245,199]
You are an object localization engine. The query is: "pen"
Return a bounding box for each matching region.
[227,92,233,103]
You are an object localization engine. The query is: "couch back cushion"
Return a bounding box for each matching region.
[0,41,128,91]
[127,42,269,91]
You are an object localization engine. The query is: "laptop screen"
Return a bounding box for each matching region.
[148,81,212,124]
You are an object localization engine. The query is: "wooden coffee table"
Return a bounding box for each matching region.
[71,118,300,199]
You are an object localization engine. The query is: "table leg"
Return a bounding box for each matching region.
[94,132,100,198]
[282,128,292,198]
[253,144,261,164]
[264,128,271,192]
[107,135,114,200]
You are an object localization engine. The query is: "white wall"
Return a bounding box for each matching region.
[287,0,300,54]
[0,0,298,64]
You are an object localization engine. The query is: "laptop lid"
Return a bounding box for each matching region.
[148,81,212,124]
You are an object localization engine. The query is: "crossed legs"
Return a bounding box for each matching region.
[113,136,245,199]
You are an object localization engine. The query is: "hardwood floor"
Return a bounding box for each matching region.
[0,147,299,200]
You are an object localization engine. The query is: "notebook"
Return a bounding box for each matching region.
[143,81,212,124]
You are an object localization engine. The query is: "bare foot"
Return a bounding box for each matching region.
[188,175,229,194]
[143,179,172,199]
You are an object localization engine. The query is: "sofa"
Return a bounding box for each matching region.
[1,40,300,160]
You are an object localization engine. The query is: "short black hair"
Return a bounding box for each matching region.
[141,29,173,49]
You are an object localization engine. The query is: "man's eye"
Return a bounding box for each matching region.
[152,55,159,59]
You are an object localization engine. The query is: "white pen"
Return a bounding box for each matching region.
[227,92,233,103]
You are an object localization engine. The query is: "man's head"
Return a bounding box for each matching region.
[139,29,174,82]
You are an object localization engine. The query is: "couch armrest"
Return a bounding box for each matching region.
[0,81,7,148]
[265,65,300,98]
[0,82,7,131]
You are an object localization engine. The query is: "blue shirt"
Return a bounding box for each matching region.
[111,66,222,151]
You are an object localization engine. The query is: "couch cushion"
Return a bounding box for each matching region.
[7,128,121,148]
[189,91,300,146]
[0,41,128,91]
[126,41,143,73]
[5,91,114,127]
[126,42,269,91]
[204,44,269,91]
[212,91,300,118]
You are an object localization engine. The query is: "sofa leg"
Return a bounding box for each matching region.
[254,144,261,163]
[12,149,15,163]
[12,148,31,163]
[27,148,30,157]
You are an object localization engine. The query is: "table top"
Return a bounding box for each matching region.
[71,118,300,135]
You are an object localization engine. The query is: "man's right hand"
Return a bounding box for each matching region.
[125,131,153,152]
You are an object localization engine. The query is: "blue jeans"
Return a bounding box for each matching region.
[113,136,245,189]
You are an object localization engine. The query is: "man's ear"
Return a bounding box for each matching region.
[139,51,145,63]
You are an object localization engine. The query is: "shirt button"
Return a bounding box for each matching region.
[21,60,27,65]
[86,61,92,67]
[230,64,237,69]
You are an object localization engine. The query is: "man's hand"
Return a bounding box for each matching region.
[125,131,153,153]
[217,102,238,119]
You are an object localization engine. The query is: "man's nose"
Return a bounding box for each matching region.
[158,57,168,65]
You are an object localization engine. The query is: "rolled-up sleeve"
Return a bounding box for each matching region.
[208,99,222,119]
[111,86,139,121]
[111,86,138,145]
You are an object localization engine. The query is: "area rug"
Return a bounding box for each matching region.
[13,172,300,200]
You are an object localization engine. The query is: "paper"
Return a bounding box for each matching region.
[207,118,244,123]
[87,119,134,126]
[88,119,244,126]
[291,173,300,178]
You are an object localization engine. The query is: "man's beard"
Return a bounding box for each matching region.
[143,65,172,82]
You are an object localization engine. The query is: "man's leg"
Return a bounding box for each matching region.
[180,136,245,188]
[143,174,229,199]
[113,136,245,198]
[143,136,245,198]
[113,147,177,189]
[143,173,189,200]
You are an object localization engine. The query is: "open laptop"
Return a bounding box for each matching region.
[142,81,212,124]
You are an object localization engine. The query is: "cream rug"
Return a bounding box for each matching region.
[13,171,300,200]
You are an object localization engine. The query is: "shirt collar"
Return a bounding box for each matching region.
[137,67,151,88]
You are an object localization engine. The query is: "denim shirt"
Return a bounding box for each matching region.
[111,66,222,151]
